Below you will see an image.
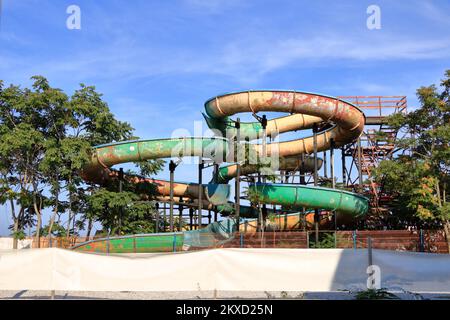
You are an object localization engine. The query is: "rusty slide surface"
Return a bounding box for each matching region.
[75,90,368,253]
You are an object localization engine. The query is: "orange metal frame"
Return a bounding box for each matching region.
[338,96,408,218]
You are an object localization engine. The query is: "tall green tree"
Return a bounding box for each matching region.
[0,79,48,247]
[374,70,450,251]
[0,76,135,247]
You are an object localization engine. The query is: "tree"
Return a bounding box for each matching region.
[373,70,450,251]
[0,76,135,247]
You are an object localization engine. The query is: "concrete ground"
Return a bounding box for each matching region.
[1,290,450,300]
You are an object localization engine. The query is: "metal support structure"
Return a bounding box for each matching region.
[173,234,177,253]
[262,204,268,230]
[330,139,335,189]
[341,146,346,186]
[419,229,424,252]
[357,137,363,192]
[163,203,167,232]
[189,208,194,230]
[178,200,183,231]
[118,168,124,235]
[261,114,267,183]
[313,124,318,186]
[235,118,241,230]
[314,208,319,245]
[198,157,204,230]
[155,202,160,233]
[169,160,176,232]
[213,163,219,183]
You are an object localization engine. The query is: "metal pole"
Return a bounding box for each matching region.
[173,234,177,253]
[189,208,193,230]
[198,157,203,230]
[341,146,346,187]
[163,203,167,232]
[235,118,241,230]
[106,230,110,255]
[118,168,124,235]
[313,124,318,186]
[178,201,183,231]
[169,160,176,232]
[313,124,320,244]
[213,163,219,183]
[314,208,319,246]
[419,229,424,252]
[261,115,267,183]
[155,202,159,233]
[323,151,327,178]
[357,137,363,192]
[330,139,335,189]
[368,236,373,266]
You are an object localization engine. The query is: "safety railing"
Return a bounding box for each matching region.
[2,229,447,254]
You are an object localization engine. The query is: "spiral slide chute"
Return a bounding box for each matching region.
[81,137,231,205]
[74,90,369,253]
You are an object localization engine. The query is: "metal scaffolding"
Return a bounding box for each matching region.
[338,96,408,216]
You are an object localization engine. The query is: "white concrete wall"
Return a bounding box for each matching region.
[0,238,33,250]
[0,248,449,292]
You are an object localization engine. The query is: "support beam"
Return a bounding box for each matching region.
[163,203,167,232]
[169,160,176,232]
[178,199,183,231]
[198,157,204,230]
[235,118,241,231]
[357,137,363,192]
[155,202,159,233]
[341,146,346,186]
[189,208,194,230]
[261,114,267,183]
[330,138,335,189]
[313,124,318,186]
[314,208,320,245]
[118,168,124,235]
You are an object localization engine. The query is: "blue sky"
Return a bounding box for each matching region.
[0,0,449,235]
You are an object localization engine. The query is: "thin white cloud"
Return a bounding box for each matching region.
[183,0,246,13]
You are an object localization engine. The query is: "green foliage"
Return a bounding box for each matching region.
[244,186,263,204]
[354,288,400,300]
[135,160,165,177]
[40,222,72,237]
[11,230,26,240]
[372,70,450,227]
[0,76,142,240]
[309,232,342,248]
[87,189,158,235]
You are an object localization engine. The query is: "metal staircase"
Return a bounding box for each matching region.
[338,96,407,216]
